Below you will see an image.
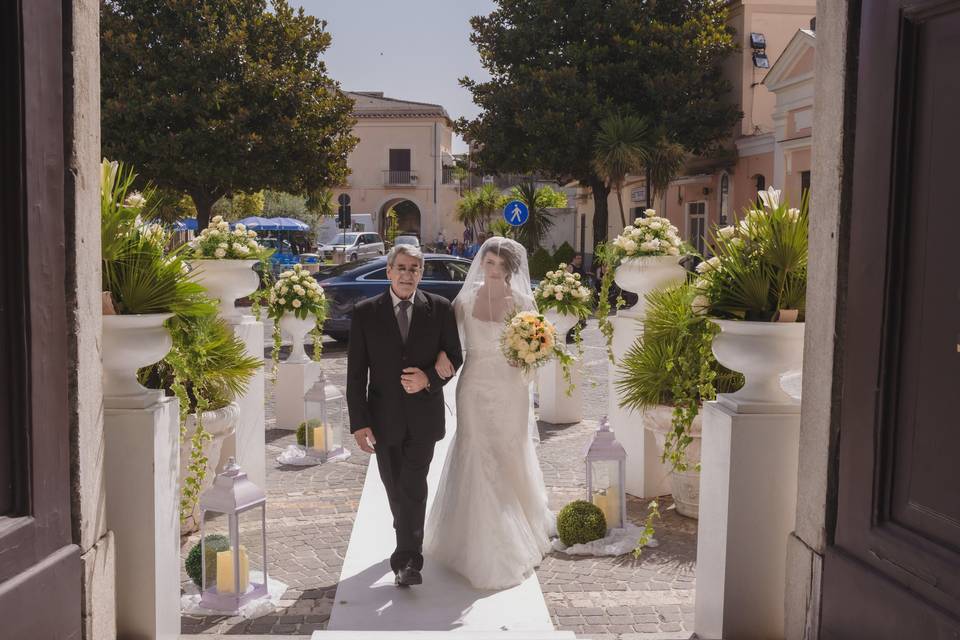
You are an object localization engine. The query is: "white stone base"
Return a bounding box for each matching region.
[273,360,321,430]
[104,395,180,640]
[537,358,582,424]
[609,311,672,499]
[220,316,266,488]
[694,400,801,640]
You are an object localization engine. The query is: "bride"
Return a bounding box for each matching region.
[423,236,554,590]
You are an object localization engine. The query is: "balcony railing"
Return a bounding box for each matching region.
[383,170,418,186]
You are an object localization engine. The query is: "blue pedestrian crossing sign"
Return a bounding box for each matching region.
[503,200,529,226]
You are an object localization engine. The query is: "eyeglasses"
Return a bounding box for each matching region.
[393,266,422,275]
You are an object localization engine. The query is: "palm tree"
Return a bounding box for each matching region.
[593,113,651,229]
[646,135,687,210]
[456,184,505,239]
[510,182,567,253]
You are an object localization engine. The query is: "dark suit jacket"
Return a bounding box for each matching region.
[346,289,463,446]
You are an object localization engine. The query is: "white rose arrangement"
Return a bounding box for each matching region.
[267,264,328,376]
[534,264,593,318]
[188,215,271,260]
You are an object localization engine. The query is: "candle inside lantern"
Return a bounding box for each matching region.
[592,492,620,530]
[216,546,250,594]
[311,425,326,452]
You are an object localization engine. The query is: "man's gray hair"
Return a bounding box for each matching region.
[387,243,424,268]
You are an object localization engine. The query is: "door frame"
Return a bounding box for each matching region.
[0,0,82,636]
[685,200,708,255]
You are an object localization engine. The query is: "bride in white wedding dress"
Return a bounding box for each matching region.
[423,237,555,590]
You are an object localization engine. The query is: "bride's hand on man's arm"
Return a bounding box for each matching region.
[434,351,455,379]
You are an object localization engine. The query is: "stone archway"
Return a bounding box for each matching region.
[379,198,422,239]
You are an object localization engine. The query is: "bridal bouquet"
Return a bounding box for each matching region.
[500,310,577,380]
[188,216,272,260]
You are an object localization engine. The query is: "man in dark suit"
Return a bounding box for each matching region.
[346,244,463,587]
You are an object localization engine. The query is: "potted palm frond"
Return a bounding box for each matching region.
[692,187,808,407]
[616,284,742,518]
[140,313,261,532]
[101,160,212,406]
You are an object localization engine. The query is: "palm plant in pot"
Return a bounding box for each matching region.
[692,187,808,408]
[616,284,742,518]
[140,313,261,532]
[101,159,212,407]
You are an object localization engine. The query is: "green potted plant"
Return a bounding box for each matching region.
[616,283,742,518]
[141,313,261,531]
[101,159,212,406]
[185,215,273,323]
[595,208,689,359]
[692,187,808,407]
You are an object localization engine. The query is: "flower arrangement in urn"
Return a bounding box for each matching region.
[595,209,689,354]
[691,187,808,322]
[534,264,593,344]
[267,264,328,375]
[188,216,271,260]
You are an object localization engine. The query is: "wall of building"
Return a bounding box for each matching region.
[66,1,116,637]
[334,117,461,242]
[784,1,850,637]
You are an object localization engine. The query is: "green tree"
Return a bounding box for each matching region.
[456,184,507,239]
[509,182,568,253]
[101,0,358,230]
[593,114,651,229]
[458,0,739,244]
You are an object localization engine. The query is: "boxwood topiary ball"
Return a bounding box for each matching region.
[557,500,607,546]
[185,534,230,588]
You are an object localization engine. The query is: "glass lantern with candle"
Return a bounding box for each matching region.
[198,457,269,613]
[302,371,351,463]
[583,416,627,531]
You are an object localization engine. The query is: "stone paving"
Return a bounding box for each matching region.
[180,319,697,638]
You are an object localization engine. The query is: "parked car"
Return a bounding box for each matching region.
[393,234,420,248]
[318,254,471,342]
[319,231,385,262]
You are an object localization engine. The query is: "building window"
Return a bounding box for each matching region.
[754,174,766,206]
[801,170,811,198]
[719,174,730,225]
[687,201,707,255]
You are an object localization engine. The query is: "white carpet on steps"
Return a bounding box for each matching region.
[327,378,556,633]
[314,633,577,639]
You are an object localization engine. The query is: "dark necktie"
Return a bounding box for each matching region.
[396,300,412,343]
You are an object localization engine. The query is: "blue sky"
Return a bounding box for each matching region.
[295,0,496,153]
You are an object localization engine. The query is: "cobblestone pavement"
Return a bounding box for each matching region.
[181,318,696,638]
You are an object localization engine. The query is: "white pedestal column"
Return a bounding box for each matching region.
[219,315,266,488]
[609,309,672,499]
[274,360,321,429]
[694,399,801,640]
[537,358,582,424]
[104,392,180,640]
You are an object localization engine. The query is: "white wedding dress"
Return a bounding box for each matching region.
[423,292,555,590]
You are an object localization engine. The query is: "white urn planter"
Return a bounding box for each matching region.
[645,405,702,519]
[613,255,687,315]
[278,313,317,364]
[711,319,805,408]
[179,402,240,533]
[102,313,174,408]
[188,259,260,323]
[537,310,582,424]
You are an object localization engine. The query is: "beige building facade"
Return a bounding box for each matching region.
[574,0,816,256]
[333,92,462,243]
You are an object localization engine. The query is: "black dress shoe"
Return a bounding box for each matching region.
[395,564,422,587]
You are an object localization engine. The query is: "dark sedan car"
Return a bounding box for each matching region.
[318,254,472,342]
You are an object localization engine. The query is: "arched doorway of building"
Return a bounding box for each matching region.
[379,198,422,240]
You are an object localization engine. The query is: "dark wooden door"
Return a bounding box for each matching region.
[821,2,960,638]
[0,1,82,637]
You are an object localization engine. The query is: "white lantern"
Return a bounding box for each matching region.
[302,371,350,463]
[198,458,269,613]
[584,416,627,530]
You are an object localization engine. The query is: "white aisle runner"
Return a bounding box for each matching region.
[326,377,556,633]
